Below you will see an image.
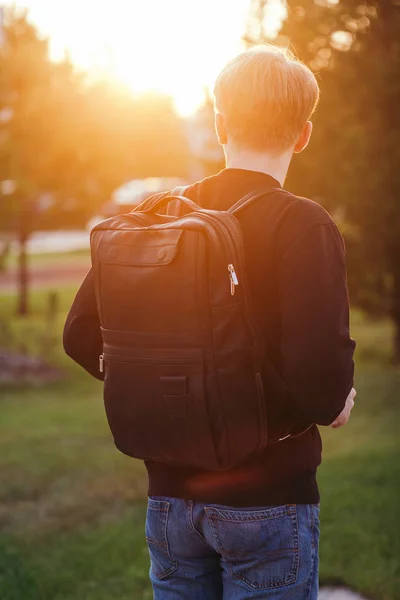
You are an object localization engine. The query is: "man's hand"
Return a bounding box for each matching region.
[330,388,356,428]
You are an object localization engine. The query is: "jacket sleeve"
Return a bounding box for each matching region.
[279,223,355,426]
[63,268,104,381]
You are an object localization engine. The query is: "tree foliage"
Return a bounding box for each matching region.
[0,9,188,315]
[0,9,189,233]
[247,0,400,358]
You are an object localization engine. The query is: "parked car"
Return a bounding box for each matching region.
[103,177,188,217]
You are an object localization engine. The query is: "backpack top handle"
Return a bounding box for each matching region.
[171,185,190,197]
[134,186,280,216]
[166,185,191,217]
[135,188,200,215]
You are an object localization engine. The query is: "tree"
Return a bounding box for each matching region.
[245,0,400,360]
[0,9,189,316]
[0,10,64,315]
[187,91,225,181]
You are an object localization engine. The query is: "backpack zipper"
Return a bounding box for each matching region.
[228,264,239,296]
[198,211,263,360]
[197,212,239,296]
[197,211,267,452]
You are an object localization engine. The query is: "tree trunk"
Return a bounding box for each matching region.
[17,233,29,316]
[392,270,400,364]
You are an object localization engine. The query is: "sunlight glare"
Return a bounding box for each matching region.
[13,0,285,115]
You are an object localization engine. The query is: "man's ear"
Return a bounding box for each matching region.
[294,121,313,154]
[215,112,228,146]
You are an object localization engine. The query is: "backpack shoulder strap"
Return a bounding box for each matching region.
[228,188,280,214]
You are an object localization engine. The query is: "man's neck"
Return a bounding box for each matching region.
[224,146,293,187]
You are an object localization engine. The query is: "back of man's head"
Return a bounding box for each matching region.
[214,44,319,156]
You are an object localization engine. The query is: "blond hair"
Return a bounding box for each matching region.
[214,44,319,154]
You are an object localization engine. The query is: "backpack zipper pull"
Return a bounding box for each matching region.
[228,264,239,296]
[99,354,104,373]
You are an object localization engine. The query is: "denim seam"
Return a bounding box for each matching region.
[153,563,177,580]
[311,504,315,550]
[221,548,299,559]
[147,499,178,580]
[161,502,175,562]
[227,567,297,591]
[187,501,210,548]
[307,505,317,600]
[293,505,300,582]
[204,504,295,523]
[148,499,169,512]
[208,514,290,523]
[145,536,167,549]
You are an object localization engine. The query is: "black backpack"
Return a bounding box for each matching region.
[91,187,289,470]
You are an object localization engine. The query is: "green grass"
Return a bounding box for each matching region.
[0,288,399,599]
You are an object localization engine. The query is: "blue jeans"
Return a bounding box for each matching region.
[146,497,320,599]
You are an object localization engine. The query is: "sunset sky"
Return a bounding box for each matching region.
[8,0,285,115]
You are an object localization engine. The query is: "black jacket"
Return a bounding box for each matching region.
[64,168,355,506]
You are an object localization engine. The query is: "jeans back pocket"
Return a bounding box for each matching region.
[205,504,299,590]
[146,498,177,580]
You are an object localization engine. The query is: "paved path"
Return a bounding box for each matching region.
[320,588,369,600]
[0,262,89,294]
[1,230,91,293]
[9,230,90,254]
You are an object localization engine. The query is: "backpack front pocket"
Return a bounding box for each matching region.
[102,347,219,468]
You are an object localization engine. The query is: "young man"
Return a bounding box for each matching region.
[64,45,356,599]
